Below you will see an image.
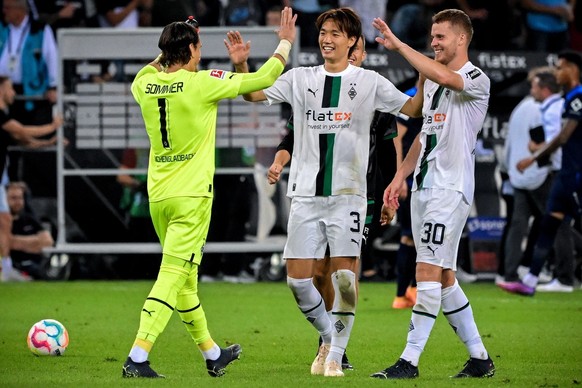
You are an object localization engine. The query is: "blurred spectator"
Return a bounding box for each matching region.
[501,50,582,295]
[0,168,28,281]
[0,75,61,282]
[0,0,58,125]
[96,0,151,28]
[388,0,452,50]
[33,0,98,34]
[501,69,566,285]
[455,0,517,50]
[259,0,288,25]
[520,0,573,52]
[339,0,388,48]
[0,76,62,149]
[95,0,152,81]
[149,0,221,28]
[0,0,60,200]
[7,181,54,279]
[224,0,263,26]
[115,147,159,279]
[264,4,283,26]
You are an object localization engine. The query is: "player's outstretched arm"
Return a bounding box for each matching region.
[236,6,297,101]
[272,6,297,64]
[225,30,251,73]
[372,18,463,91]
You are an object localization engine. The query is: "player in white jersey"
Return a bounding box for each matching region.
[370,9,495,380]
[228,7,423,377]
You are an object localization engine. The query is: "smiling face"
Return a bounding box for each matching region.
[430,21,464,66]
[318,20,356,68]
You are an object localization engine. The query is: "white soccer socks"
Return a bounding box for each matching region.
[400,281,441,366]
[441,279,488,360]
[327,270,357,367]
[286,276,332,343]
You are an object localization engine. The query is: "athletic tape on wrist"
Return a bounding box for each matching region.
[274,39,292,62]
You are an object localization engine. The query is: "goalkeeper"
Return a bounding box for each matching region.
[122,7,297,379]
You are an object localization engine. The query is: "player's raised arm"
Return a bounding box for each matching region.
[372,18,464,92]
[226,7,296,102]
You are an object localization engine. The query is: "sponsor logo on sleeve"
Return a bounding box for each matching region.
[209,69,226,79]
[467,69,481,79]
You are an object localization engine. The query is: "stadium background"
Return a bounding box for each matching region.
[8,26,561,279]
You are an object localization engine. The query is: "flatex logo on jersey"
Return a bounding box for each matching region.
[424,113,446,133]
[305,109,352,131]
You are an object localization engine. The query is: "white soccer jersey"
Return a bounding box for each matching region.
[264,64,409,197]
[412,61,490,204]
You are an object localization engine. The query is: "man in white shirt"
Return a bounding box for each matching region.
[372,9,495,379]
[502,70,571,286]
[230,7,423,377]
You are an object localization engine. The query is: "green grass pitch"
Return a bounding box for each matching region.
[1,280,581,387]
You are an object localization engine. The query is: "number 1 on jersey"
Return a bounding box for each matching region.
[158,98,171,149]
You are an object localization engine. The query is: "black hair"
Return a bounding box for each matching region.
[158,21,200,67]
[315,7,362,57]
[558,50,582,73]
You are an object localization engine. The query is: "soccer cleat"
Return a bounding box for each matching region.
[498,281,535,296]
[392,296,414,309]
[324,360,344,377]
[405,286,417,305]
[206,344,242,377]
[453,357,495,378]
[370,358,419,379]
[342,352,353,370]
[536,279,574,293]
[518,265,553,283]
[311,343,330,375]
[122,357,165,378]
[1,269,32,282]
[456,268,478,283]
[494,275,506,286]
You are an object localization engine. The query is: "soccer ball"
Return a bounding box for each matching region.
[27,319,69,356]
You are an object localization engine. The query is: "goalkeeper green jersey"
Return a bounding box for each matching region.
[131,66,242,202]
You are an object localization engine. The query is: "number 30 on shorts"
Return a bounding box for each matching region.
[420,222,445,245]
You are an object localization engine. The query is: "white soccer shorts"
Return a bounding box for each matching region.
[411,188,471,270]
[284,195,367,259]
